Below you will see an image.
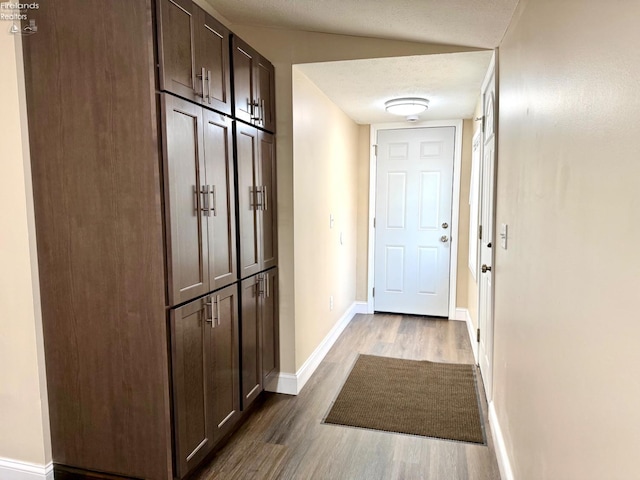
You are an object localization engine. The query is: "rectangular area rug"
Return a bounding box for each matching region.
[323,354,485,444]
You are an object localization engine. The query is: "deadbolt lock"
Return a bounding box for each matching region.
[442,222,449,229]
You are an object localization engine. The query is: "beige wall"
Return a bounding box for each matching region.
[466,98,483,330]
[0,32,52,466]
[494,0,640,478]
[356,126,370,302]
[456,119,474,309]
[229,24,479,373]
[292,69,360,370]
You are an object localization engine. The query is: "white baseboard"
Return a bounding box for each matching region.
[0,458,54,480]
[452,307,468,321]
[488,402,515,480]
[265,301,365,395]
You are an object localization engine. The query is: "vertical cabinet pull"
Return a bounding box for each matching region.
[196,67,206,99]
[204,299,214,327]
[257,274,265,297]
[207,70,212,104]
[260,99,265,125]
[210,185,217,216]
[216,295,221,326]
[265,273,270,298]
[247,97,253,118]
[200,185,211,216]
[262,185,268,211]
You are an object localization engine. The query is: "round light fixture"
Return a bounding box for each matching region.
[385,97,429,116]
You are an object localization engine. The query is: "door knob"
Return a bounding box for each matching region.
[440,235,449,243]
[481,264,492,273]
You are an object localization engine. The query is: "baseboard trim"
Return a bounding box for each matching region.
[488,402,515,480]
[0,458,54,480]
[265,301,365,395]
[465,309,479,364]
[452,307,468,321]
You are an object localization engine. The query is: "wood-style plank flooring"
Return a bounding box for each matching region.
[193,314,502,480]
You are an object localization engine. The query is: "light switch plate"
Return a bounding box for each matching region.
[500,223,508,249]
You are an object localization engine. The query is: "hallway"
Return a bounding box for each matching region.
[193,314,501,479]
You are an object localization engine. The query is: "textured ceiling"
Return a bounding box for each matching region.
[207,0,519,49]
[295,51,493,124]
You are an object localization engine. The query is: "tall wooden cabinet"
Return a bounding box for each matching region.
[22,1,279,479]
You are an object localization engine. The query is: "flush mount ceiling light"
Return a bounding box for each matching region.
[385,97,429,116]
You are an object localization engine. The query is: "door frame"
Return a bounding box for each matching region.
[477,51,498,400]
[366,120,463,319]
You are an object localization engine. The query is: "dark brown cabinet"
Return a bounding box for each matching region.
[240,269,278,409]
[23,1,277,479]
[231,35,276,132]
[236,123,278,278]
[162,94,237,306]
[171,284,240,479]
[157,0,232,114]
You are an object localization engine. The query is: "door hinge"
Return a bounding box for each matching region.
[477,328,480,342]
[478,225,483,240]
[372,287,375,298]
[374,144,378,156]
[373,217,376,228]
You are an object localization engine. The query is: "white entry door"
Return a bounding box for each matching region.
[478,57,497,399]
[374,127,455,317]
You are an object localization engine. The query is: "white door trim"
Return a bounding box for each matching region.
[367,119,463,319]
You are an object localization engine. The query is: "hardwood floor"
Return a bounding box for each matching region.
[193,314,502,480]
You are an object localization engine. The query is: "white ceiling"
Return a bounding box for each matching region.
[208,0,519,49]
[207,0,511,125]
[296,51,493,124]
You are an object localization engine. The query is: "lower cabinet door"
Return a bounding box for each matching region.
[170,297,213,478]
[171,284,240,478]
[241,275,262,409]
[209,284,240,442]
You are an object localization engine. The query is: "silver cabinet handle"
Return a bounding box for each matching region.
[251,186,263,210]
[210,185,217,216]
[257,274,265,297]
[262,185,268,211]
[200,185,211,216]
[207,69,212,104]
[216,295,221,326]
[260,99,265,125]
[196,67,206,99]
[204,299,214,327]
[247,97,252,118]
[265,272,270,298]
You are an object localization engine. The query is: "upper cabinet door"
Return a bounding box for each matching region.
[162,94,210,306]
[203,110,237,290]
[231,36,256,125]
[194,6,232,115]
[256,57,276,132]
[259,131,278,270]
[231,36,276,133]
[157,0,197,101]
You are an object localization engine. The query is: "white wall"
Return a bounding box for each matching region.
[0,30,52,470]
[494,0,640,478]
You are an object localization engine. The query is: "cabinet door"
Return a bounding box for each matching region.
[262,269,279,382]
[256,56,276,132]
[241,275,262,409]
[195,6,231,115]
[162,94,209,306]
[259,131,278,270]
[231,36,256,125]
[209,284,240,442]
[203,111,237,290]
[236,123,261,278]
[157,0,197,101]
[170,298,213,478]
